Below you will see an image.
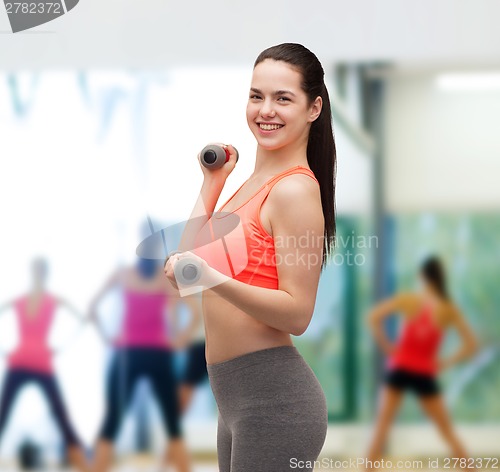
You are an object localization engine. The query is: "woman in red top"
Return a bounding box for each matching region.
[165,43,336,472]
[89,256,190,472]
[0,258,89,471]
[367,256,478,466]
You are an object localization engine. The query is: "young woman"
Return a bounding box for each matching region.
[164,43,336,471]
[89,257,190,472]
[0,258,89,471]
[366,256,478,467]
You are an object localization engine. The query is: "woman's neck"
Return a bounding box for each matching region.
[422,286,443,307]
[253,140,309,177]
[29,284,45,297]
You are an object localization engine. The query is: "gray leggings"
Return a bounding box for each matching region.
[207,346,327,472]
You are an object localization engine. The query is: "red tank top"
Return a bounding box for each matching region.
[8,293,56,374]
[388,303,444,375]
[193,165,319,290]
[114,290,170,349]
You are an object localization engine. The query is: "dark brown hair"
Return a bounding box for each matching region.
[254,43,337,269]
[421,256,449,300]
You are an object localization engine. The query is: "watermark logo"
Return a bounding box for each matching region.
[137,213,249,297]
[137,215,378,296]
[3,0,79,33]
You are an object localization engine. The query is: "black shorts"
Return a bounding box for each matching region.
[385,368,440,397]
[100,347,181,440]
[182,341,208,386]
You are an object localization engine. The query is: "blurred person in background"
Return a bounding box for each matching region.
[171,292,208,414]
[366,255,479,468]
[88,255,191,472]
[0,257,90,471]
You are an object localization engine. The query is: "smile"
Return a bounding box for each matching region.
[258,123,284,131]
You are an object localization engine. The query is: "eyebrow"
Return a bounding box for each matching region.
[250,87,296,97]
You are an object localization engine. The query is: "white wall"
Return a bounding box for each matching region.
[335,125,373,216]
[384,72,500,212]
[1,0,500,67]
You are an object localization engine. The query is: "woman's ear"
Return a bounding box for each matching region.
[308,96,323,123]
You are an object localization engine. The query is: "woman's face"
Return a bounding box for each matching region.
[246,59,321,151]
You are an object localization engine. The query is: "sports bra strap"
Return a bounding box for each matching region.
[217,165,317,214]
[266,165,318,186]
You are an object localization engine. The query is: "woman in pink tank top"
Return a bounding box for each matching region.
[0,258,89,471]
[366,256,478,469]
[89,256,190,472]
[164,44,337,472]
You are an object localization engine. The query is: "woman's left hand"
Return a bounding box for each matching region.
[164,250,224,292]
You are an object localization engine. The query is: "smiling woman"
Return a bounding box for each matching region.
[247,61,322,154]
[164,43,336,472]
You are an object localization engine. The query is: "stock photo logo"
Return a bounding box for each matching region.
[137,213,248,296]
[3,0,79,32]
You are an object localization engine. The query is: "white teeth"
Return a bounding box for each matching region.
[259,123,283,131]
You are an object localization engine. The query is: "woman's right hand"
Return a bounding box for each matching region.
[198,143,238,182]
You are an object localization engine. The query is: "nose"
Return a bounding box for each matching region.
[259,98,276,118]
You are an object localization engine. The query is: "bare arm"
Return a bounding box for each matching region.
[166,292,188,349]
[177,146,238,253]
[187,175,324,336]
[367,293,406,356]
[178,178,225,252]
[167,294,202,349]
[166,294,180,344]
[439,305,479,370]
[88,269,122,342]
[179,294,203,346]
[56,297,86,323]
[88,270,121,318]
[50,297,88,354]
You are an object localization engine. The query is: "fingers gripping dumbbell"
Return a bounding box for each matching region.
[200,144,239,169]
[166,251,202,286]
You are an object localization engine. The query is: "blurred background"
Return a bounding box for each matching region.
[0,0,499,470]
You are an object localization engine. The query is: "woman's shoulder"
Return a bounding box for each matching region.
[268,170,320,205]
[265,172,323,235]
[397,291,419,304]
[440,299,463,322]
[396,292,425,318]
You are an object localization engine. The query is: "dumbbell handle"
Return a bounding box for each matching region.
[200,144,239,169]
